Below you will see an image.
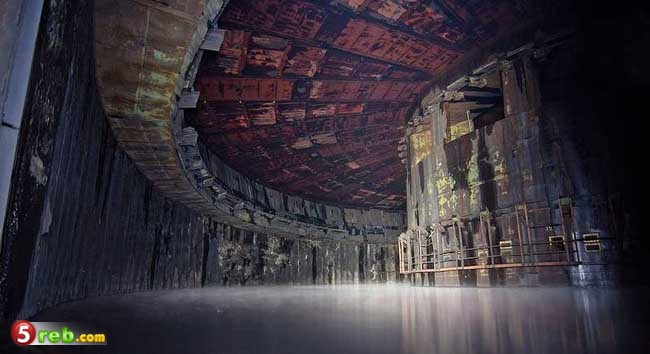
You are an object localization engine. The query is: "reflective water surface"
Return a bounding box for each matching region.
[32,285,650,354]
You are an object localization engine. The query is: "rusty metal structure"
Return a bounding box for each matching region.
[398,37,624,286]
[190,0,529,209]
[398,200,611,274]
[92,0,407,242]
[87,0,631,287]
[90,0,552,239]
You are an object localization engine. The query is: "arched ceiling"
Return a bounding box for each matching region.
[190,0,526,209]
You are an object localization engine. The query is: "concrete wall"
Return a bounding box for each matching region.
[202,223,397,286]
[0,0,398,321]
[0,0,44,253]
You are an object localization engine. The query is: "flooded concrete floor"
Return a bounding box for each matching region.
[27,285,650,354]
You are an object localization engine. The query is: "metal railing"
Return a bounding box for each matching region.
[398,237,614,274]
[398,200,616,275]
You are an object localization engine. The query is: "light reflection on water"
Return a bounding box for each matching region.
[34,285,650,354]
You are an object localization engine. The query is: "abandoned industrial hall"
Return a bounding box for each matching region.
[1,0,648,353]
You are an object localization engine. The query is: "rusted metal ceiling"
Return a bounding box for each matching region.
[191,0,525,209]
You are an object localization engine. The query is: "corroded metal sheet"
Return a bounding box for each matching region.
[399,48,610,274]
[284,47,328,77]
[188,0,526,209]
[94,0,228,216]
[221,1,460,73]
[410,130,432,166]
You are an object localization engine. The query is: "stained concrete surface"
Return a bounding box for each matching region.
[17,285,650,354]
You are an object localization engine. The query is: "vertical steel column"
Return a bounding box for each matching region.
[515,206,526,264]
[398,236,404,273]
[406,236,413,272]
[483,210,494,266]
[523,204,535,265]
[559,198,573,263]
[416,229,423,271]
[454,217,464,268]
[435,225,441,270]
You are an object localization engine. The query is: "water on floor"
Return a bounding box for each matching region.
[23,285,650,354]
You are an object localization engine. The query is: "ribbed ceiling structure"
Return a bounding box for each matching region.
[191,0,524,209]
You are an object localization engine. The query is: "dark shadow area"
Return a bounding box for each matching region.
[572,1,649,273]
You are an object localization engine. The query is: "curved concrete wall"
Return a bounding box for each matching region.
[0,1,400,322]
